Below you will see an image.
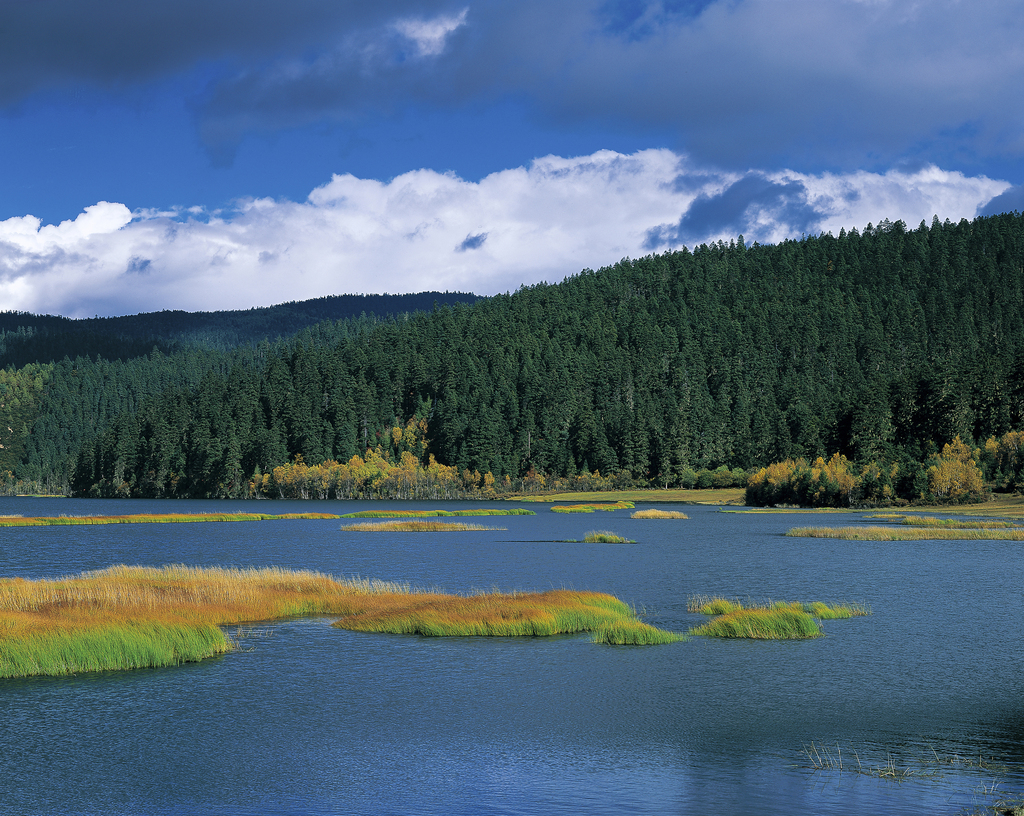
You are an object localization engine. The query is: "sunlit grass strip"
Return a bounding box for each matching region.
[551,501,635,513]
[788,525,1024,540]
[0,512,341,527]
[338,509,534,519]
[631,508,689,519]
[687,595,745,615]
[894,515,1019,529]
[339,520,504,532]
[690,607,823,639]
[330,589,675,641]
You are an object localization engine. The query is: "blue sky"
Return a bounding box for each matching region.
[0,0,1021,317]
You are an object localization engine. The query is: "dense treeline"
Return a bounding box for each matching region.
[2,212,1024,499]
[0,291,480,369]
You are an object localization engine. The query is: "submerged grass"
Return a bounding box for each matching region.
[338,508,534,519]
[0,565,680,677]
[0,512,341,527]
[788,525,1024,540]
[339,520,503,532]
[551,501,635,513]
[630,508,689,519]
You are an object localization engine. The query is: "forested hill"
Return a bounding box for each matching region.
[4,213,1024,498]
[0,291,481,369]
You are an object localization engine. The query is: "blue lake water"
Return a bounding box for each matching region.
[2,497,1024,815]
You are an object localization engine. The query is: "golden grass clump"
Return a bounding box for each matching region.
[339,520,503,532]
[787,525,1024,540]
[687,595,869,620]
[0,565,682,677]
[690,607,823,639]
[630,508,689,519]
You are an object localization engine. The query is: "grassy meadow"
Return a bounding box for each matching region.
[0,565,681,677]
[513,488,745,505]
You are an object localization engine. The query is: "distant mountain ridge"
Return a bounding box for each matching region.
[0,291,482,368]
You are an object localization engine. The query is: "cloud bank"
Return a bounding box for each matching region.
[0,150,1006,318]
[2,1,1023,173]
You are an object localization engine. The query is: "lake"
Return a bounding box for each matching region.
[2,497,1023,815]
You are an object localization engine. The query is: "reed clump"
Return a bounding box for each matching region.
[339,508,534,519]
[581,531,633,543]
[690,607,823,639]
[894,515,1018,529]
[339,520,503,532]
[788,525,1024,540]
[551,501,635,514]
[592,619,686,645]
[630,508,689,519]
[0,566,682,677]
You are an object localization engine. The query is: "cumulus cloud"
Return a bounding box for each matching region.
[0,150,1006,318]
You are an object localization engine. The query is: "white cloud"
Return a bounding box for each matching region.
[393,7,468,57]
[0,150,1008,317]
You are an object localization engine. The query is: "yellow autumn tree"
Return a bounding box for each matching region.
[927,436,986,503]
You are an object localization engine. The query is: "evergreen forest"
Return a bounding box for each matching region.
[2,213,1024,504]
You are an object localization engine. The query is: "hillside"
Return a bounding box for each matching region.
[2,213,1023,499]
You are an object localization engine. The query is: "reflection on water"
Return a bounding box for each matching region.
[1,497,1023,815]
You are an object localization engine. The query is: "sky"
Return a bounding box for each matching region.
[0,1,1022,318]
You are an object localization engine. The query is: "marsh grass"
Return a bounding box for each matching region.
[630,509,689,519]
[339,520,503,532]
[0,512,341,527]
[551,501,635,514]
[0,565,681,677]
[591,619,686,645]
[686,595,869,619]
[338,509,534,519]
[895,515,1019,529]
[690,607,823,639]
[788,525,1024,540]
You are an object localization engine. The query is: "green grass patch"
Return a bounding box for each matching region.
[340,520,503,532]
[338,508,534,519]
[787,525,1024,540]
[582,531,634,543]
[690,607,823,639]
[592,619,686,645]
[0,512,341,527]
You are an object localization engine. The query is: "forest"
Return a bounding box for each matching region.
[1,212,1023,504]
